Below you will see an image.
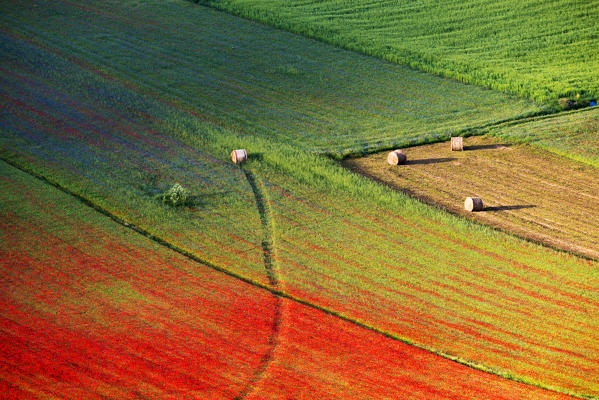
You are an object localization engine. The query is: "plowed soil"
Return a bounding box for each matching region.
[344,136,599,260]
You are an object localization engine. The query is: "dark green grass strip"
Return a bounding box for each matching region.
[236,166,282,398]
[0,155,590,399]
[242,167,280,287]
[476,106,599,137]
[334,106,599,162]
[330,106,556,159]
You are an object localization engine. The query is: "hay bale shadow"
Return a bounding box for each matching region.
[247,152,264,162]
[406,157,456,165]
[184,191,231,208]
[464,144,512,151]
[484,204,536,211]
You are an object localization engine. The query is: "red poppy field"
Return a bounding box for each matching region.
[0,162,279,399]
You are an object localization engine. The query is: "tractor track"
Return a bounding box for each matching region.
[234,167,282,399]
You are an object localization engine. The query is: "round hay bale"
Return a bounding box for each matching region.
[451,137,463,151]
[231,149,247,164]
[464,197,483,212]
[387,149,407,165]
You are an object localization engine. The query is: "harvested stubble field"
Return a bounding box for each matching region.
[344,135,599,260]
[1,162,577,400]
[1,0,599,398]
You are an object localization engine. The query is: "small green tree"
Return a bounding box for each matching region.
[160,183,190,207]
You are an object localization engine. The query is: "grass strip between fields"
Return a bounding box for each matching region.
[481,107,599,169]
[0,156,591,400]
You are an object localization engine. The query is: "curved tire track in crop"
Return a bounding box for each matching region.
[235,167,282,399]
[242,168,280,288]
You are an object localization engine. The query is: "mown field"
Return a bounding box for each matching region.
[0,162,578,400]
[344,134,599,260]
[1,0,599,399]
[203,0,599,106]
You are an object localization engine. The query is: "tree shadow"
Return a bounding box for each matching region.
[406,157,457,165]
[248,152,264,162]
[464,144,512,151]
[484,204,536,211]
[184,191,233,208]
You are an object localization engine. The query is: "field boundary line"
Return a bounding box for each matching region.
[0,156,592,400]
[235,167,282,399]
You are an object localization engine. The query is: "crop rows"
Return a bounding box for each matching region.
[0,0,539,156]
[259,166,599,396]
[0,35,272,285]
[7,89,596,395]
[0,162,279,399]
[252,299,576,400]
[1,0,598,398]
[203,0,599,105]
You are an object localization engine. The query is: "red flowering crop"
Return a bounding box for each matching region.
[0,164,278,399]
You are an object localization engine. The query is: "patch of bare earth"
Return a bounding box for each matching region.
[344,136,599,260]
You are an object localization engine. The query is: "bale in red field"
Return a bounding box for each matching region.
[387,149,407,165]
[231,149,247,164]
